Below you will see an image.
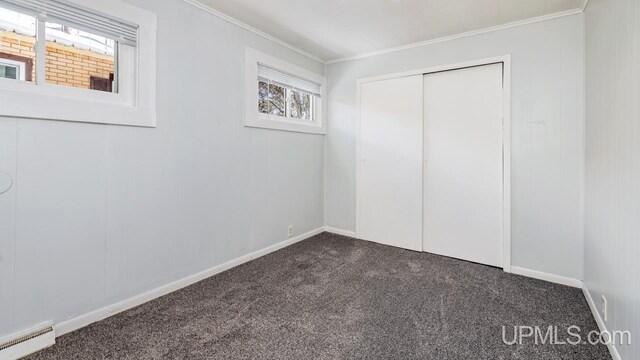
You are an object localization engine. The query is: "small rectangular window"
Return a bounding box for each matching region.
[245,48,325,134]
[0,60,21,79]
[0,0,135,93]
[257,63,321,123]
[0,0,157,127]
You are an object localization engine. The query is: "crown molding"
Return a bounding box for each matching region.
[326,7,586,64]
[183,0,325,64]
[580,0,590,12]
[184,0,591,66]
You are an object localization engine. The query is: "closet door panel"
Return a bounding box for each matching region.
[423,63,504,267]
[358,75,423,251]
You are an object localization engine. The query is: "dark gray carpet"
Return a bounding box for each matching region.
[28,232,610,359]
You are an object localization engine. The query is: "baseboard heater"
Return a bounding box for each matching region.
[0,322,55,360]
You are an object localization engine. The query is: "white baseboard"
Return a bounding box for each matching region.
[323,226,356,238]
[509,270,621,359]
[510,266,582,288]
[55,227,324,336]
[0,322,55,360]
[581,284,622,360]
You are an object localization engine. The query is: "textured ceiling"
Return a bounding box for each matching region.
[196,0,585,62]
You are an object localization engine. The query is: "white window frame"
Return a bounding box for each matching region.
[0,58,26,80]
[245,47,326,135]
[0,0,157,127]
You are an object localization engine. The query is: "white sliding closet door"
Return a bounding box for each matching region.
[423,63,504,267]
[358,75,423,251]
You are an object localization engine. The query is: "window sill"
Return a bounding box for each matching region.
[0,80,156,127]
[245,116,325,135]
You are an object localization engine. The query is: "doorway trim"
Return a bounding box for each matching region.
[355,55,512,273]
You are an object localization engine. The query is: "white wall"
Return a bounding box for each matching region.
[325,14,585,279]
[584,0,639,358]
[0,0,325,339]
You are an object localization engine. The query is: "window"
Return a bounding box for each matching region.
[0,0,157,127]
[0,57,27,80]
[245,48,325,134]
[257,64,320,122]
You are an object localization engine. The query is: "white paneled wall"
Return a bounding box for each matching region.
[0,0,325,339]
[0,120,17,336]
[584,0,639,358]
[325,14,585,279]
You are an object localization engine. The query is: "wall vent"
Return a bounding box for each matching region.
[0,323,55,359]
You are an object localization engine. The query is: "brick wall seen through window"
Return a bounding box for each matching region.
[0,31,114,90]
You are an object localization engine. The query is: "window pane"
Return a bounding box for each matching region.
[0,64,17,79]
[288,90,313,120]
[0,7,36,82]
[45,22,116,93]
[258,81,285,117]
[258,81,269,114]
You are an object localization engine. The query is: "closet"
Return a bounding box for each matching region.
[357,61,507,268]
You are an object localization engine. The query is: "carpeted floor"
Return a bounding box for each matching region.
[28,232,610,359]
